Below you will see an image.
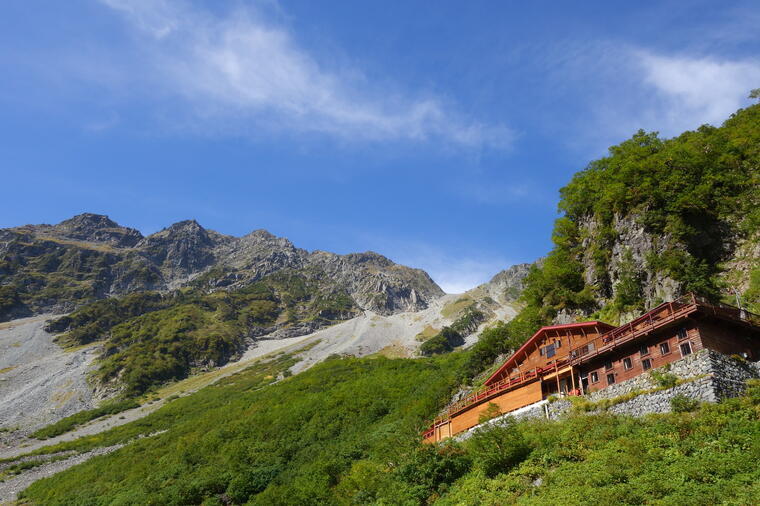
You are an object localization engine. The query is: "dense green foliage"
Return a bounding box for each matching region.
[45,291,171,345]
[19,353,760,505]
[0,236,160,320]
[523,104,760,323]
[46,271,360,396]
[21,354,466,505]
[30,399,140,439]
[745,267,760,314]
[458,320,524,383]
[420,307,485,356]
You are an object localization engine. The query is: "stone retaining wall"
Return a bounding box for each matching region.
[452,350,759,441]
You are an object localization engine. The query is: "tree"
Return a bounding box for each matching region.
[750,88,760,100]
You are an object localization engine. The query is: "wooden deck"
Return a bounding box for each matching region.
[423,293,759,440]
[568,294,760,365]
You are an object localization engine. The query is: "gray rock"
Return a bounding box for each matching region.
[0,214,445,321]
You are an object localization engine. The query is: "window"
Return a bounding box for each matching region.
[604,360,613,371]
[660,342,670,355]
[623,357,633,370]
[590,371,599,383]
[607,373,616,385]
[677,328,688,340]
[555,339,561,348]
[640,344,650,356]
[680,342,692,356]
[545,343,556,358]
[642,358,652,371]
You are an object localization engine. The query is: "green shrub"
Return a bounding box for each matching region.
[650,368,678,389]
[30,398,140,439]
[466,420,530,478]
[670,394,699,413]
[420,327,463,356]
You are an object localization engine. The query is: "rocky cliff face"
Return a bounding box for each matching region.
[20,213,145,248]
[578,213,682,308]
[0,214,445,320]
[483,263,533,302]
[563,209,756,324]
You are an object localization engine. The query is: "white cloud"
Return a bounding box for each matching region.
[549,44,760,156]
[635,51,760,133]
[99,0,511,148]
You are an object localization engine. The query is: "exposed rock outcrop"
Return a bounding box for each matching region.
[483,263,533,302]
[0,214,445,320]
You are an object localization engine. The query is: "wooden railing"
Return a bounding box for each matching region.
[423,358,568,437]
[424,293,760,439]
[568,293,760,364]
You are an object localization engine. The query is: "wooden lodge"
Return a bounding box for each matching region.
[424,293,760,443]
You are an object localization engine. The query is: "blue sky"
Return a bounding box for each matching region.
[1,1,759,292]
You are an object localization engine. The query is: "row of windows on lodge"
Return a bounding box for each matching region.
[584,328,692,387]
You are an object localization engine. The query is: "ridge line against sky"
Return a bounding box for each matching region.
[0,0,759,293]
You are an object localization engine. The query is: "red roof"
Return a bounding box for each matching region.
[484,321,613,386]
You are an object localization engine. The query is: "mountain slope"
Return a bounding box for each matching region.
[14,351,760,505]
[0,214,444,321]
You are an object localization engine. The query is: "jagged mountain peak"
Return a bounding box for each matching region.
[466,262,533,303]
[342,251,394,267]
[50,213,143,247]
[244,228,276,239]
[147,219,208,238]
[58,212,118,228]
[0,214,447,320]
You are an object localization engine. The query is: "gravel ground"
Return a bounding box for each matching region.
[0,290,518,501]
[0,444,123,504]
[0,315,98,435]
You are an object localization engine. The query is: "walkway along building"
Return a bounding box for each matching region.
[423,293,760,443]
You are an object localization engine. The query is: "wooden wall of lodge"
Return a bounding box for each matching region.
[582,316,760,391]
[489,325,610,385]
[424,380,543,443]
[583,321,702,391]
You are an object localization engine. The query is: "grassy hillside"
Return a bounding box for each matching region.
[46,271,359,396]
[19,353,466,505]
[18,352,760,505]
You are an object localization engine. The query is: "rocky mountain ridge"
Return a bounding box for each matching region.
[0,213,444,321]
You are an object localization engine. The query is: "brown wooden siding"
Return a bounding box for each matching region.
[450,380,543,434]
[490,324,610,386]
[582,321,703,392]
[697,319,760,360]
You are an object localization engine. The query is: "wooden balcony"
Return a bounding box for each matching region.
[568,293,760,364]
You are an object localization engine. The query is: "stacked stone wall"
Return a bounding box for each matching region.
[452,350,759,441]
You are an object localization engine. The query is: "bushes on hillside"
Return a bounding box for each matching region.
[20,355,760,505]
[514,104,760,332]
[420,307,485,356]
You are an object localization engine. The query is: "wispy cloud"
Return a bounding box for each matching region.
[635,51,760,133]
[98,0,511,148]
[545,41,760,155]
